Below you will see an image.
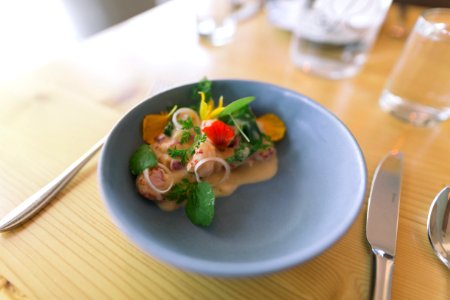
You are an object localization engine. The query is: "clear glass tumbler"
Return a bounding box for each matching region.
[196,0,236,46]
[290,0,392,79]
[379,8,450,126]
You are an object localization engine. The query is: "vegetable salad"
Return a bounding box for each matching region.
[129,79,285,226]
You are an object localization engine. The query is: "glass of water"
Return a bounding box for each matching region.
[290,0,392,79]
[379,8,450,127]
[196,0,236,46]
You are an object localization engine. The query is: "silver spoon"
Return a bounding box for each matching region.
[427,185,450,268]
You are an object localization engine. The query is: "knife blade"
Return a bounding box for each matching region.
[366,151,403,300]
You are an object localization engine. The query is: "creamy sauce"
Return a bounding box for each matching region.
[214,155,278,197]
[155,156,278,211]
[146,118,279,211]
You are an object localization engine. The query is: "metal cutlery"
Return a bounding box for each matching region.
[0,138,105,232]
[427,185,450,268]
[366,151,404,300]
[0,81,172,232]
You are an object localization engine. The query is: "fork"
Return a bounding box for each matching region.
[0,81,173,232]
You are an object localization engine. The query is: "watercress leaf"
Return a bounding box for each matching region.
[129,144,157,176]
[191,77,212,102]
[218,96,255,118]
[185,182,215,227]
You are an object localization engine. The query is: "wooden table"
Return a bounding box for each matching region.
[1,1,449,299]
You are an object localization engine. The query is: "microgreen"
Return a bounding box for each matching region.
[191,77,212,103]
[230,115,250,143]
[168,147,190,165]
[226,142,250,164]
[167,122,206,164]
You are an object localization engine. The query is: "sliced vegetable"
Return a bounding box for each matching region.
[194,157,230,185]
[218,96,255,118]
[172,108,201,130]
[143,163,174,194]
[256,113,286,142]
[129,144,158,176]
[202,120,235,148]
[142,105,177,143]
[185,182,215,227]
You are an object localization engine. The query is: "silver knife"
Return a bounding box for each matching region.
[366,151,404,300]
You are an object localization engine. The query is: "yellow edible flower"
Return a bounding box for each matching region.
[199,92,224,120]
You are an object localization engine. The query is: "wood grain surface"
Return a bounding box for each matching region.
[1,1,449,299]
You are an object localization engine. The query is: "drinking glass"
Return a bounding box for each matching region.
[196,0,236,46]
[265,0,304,31]
[290,0,392,79]
[379,8,450,126]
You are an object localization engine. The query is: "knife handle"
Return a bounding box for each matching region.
[372,250,395,300]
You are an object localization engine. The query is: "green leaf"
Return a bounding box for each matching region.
[168,147,189,165]
[220,105,263,146]
[163,120,174,137]
[191,77,212,102]
[218,96,255,118]
[129,144,157,176]
[165,178,191,204]
[185,182,215,227]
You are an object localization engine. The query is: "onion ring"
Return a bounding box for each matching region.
[194,157,230,186]
[172,108,201,130]
[143,163,174,194]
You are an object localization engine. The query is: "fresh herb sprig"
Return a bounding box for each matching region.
[191,77,212,103]
[167,117,206,164]
[178,117,194,144]
[165,179,215,226]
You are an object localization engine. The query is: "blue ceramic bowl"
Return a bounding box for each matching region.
[98,79,367,277]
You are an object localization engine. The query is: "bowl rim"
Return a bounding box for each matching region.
[98,79,367,277]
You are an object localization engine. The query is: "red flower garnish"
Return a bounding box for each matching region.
[202,120,235,149]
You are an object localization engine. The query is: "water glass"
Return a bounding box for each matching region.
[265,0,303,31]
[379,8,450,127]
[290,0,392,79]
[196,0,236,46]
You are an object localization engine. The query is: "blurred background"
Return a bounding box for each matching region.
[0,0,172,83]
[0,0,447,84]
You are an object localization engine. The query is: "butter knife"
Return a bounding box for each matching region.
[366,151,404,300]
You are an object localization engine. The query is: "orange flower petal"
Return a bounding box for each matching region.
[142,114,169,143]
[256,113,286,142]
